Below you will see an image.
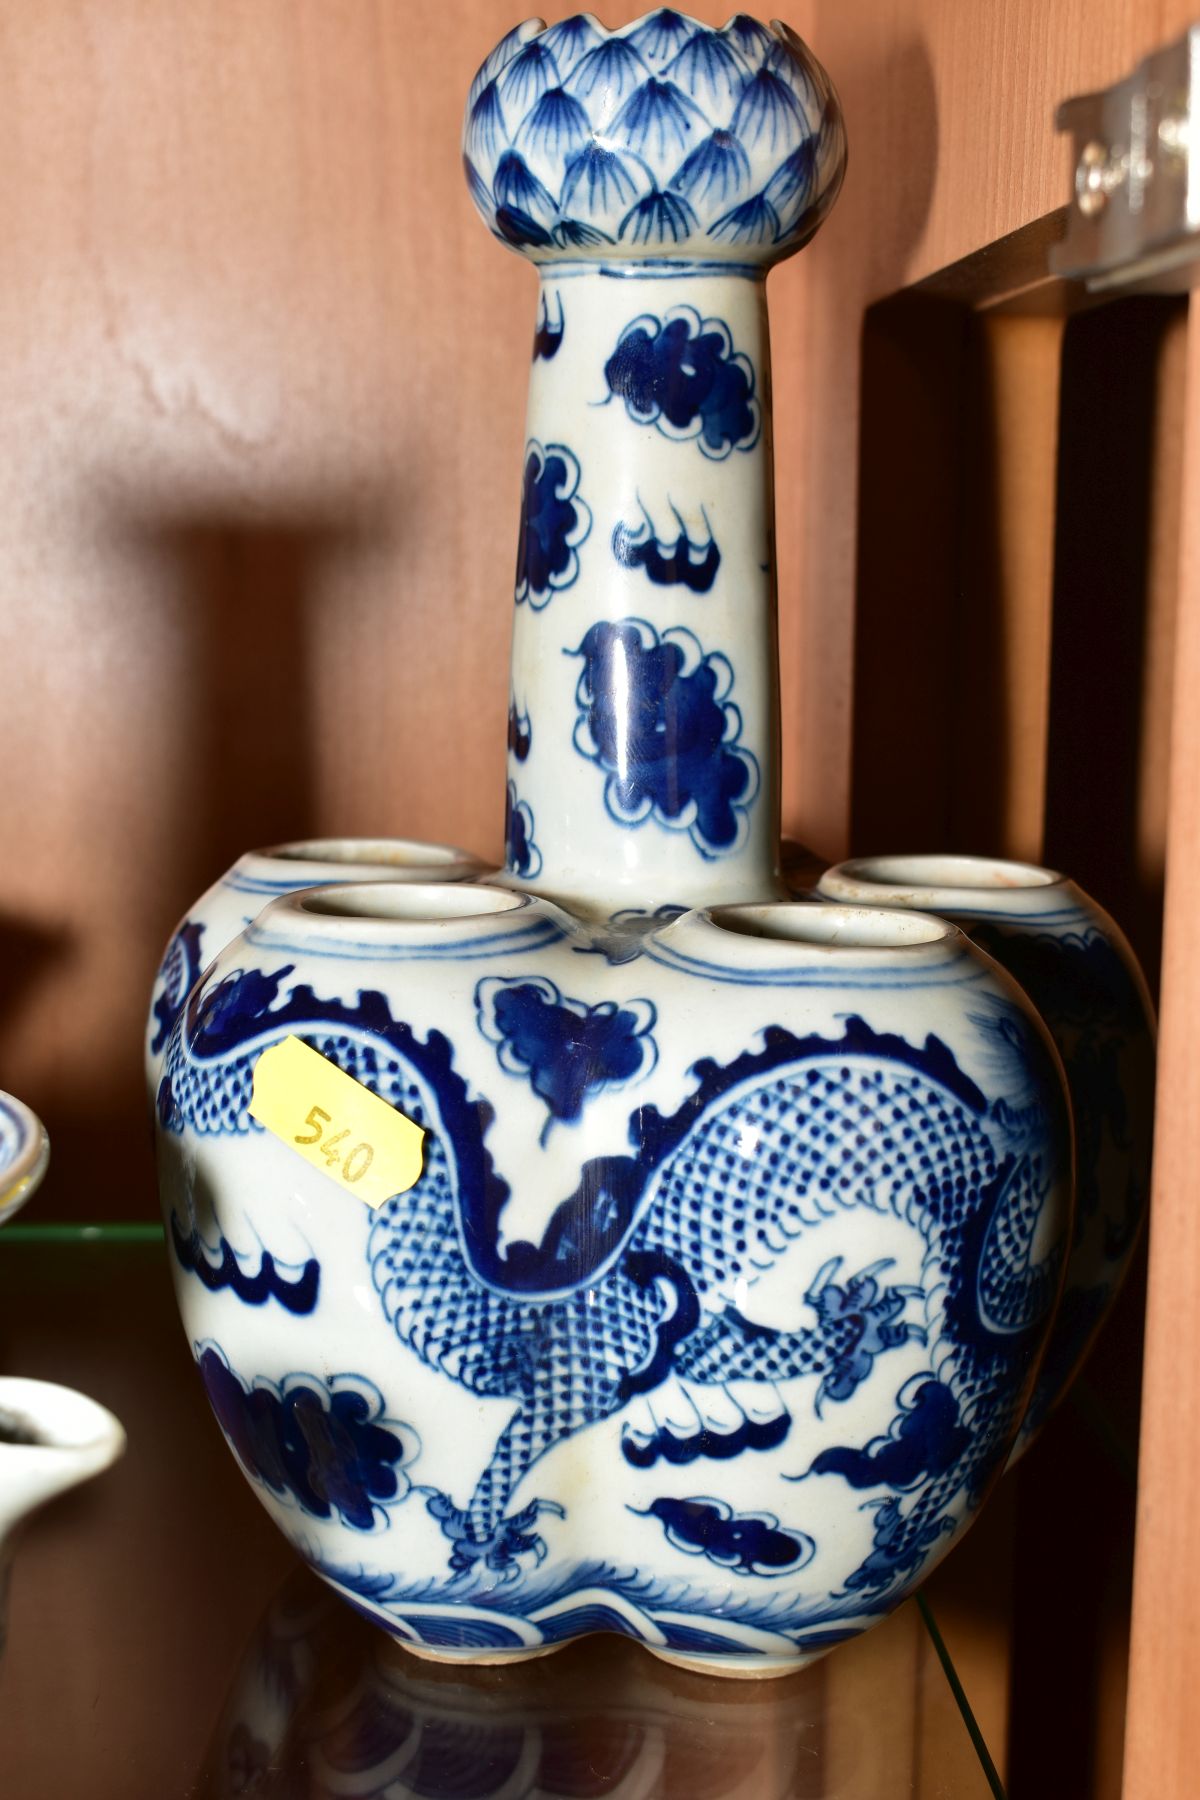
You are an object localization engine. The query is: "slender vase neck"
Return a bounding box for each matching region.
[504,265,783,918]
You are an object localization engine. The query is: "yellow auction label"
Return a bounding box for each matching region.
[249,1034,425,1208]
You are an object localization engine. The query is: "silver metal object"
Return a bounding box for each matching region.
[1053,24,1200,293]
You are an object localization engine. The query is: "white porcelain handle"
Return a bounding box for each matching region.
[0,1376,125,1545]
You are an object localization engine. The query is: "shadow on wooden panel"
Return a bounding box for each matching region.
[126,506,398,917]
[852,290,1179,985]
[23,501,395,1222]
[848,293,969,850]
[851,297,1068,858]
[1043,297,1184,991]
[0,912,72,1039]
[774,29,939,858]
[850,263,1183,1799]
[1005,1353,1141,1799]
[1003,298,1182,1800]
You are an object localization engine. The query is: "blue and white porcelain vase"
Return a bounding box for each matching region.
[151,14,1075,1675]
[817,854,1155,1458]
[157,891,1070,1673]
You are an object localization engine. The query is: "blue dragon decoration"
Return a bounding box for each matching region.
[159,959,1064,1641]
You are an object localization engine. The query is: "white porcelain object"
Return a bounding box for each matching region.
[0,1091,50,1227]
[156,886,1070,1673]
[0,1095,126,1649]
[0,1378,125,1651]
[818,853,1155,1455]
[150,15,1084,1676]
[147,837,489,1093]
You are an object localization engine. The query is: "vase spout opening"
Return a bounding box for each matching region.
[836,855,1060,893]
[247,881,560,956]
[295,883,527,924]
[817,855,1075,919]
[709,902,952,949]
[263,838,480,871]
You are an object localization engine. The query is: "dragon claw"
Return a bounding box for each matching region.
[853,1258,895,1284]
[424,1490,565,1576]
[805,1256,845,1305]
[806,1257,928,1412]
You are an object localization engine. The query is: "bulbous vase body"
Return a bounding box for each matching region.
[155,884,1071,1673]
[818,855,1155,1455]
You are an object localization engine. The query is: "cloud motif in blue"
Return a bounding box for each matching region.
[515,440,591,605]
[507,697,531,761]
[639,1495,815,1577]
[150,918,207,1055]
[569,619,758,857]
[476,975,656,1134]
[171,1214,319,1313]
[612,498,720,593]
[505,781,542,878]
[197,1344,417,1532]
[801,1378,971,1492]
[604,306,760,459]
[532,289,564,361]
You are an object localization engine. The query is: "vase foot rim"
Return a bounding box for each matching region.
[387,1637,563,1668]
[645,1645,827,1680]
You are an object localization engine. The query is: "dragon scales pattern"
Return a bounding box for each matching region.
[159,965,1061,1627]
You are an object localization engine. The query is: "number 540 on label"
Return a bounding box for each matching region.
[249,1034,426,1209]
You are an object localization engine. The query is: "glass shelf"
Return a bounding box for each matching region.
[0,1238,1004,1798]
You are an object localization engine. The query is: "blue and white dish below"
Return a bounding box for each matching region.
[0,1091,49,1228]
